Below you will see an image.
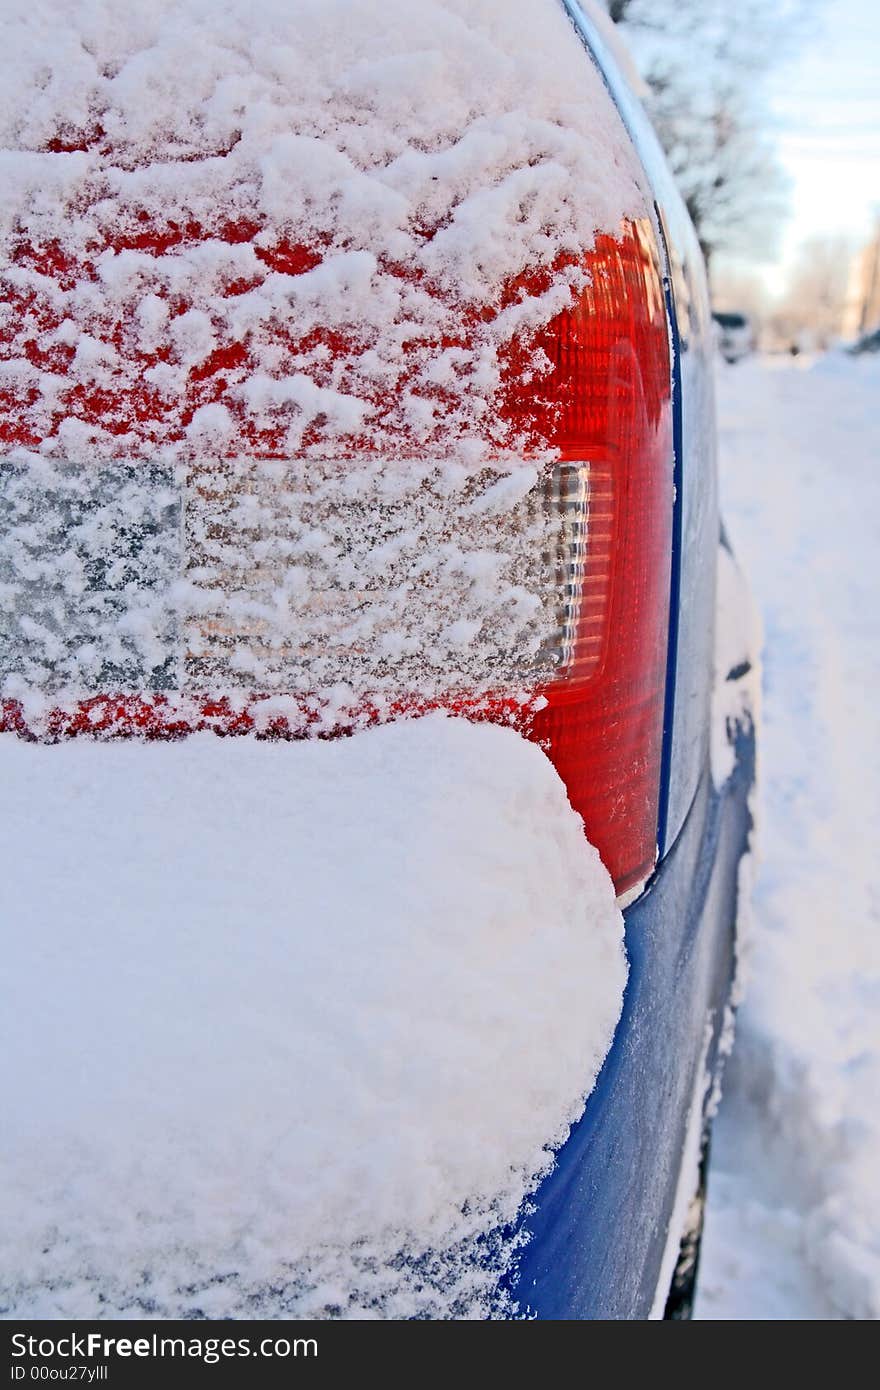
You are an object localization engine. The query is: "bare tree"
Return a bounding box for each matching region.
[770,236,854,348]
[710,267,772,335]
[602,0,809,270]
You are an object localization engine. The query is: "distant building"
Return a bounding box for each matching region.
[843,223,880,341]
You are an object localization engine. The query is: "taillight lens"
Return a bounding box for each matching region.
[523,221,673,893]
[1,220,672,894]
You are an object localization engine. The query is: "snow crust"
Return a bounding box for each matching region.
[696,355,880,1321]
[0,715,627,1318]
[0,0,648,721]
[0,454,585,722]
[0,0,646,460]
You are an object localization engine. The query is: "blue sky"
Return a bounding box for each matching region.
[762,0,879,288]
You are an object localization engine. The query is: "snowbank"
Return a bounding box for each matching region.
[696,355,880,1321]
[0,715,627,1318]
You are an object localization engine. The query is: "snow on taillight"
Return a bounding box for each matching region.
[0,220,671,895]
[1,456,588,696]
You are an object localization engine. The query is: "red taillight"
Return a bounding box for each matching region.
[515,222,673,893]
[1,219,672,894]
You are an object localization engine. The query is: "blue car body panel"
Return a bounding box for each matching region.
[506,723,755,1319]
[494,6,756,1319]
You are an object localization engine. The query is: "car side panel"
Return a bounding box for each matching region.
[505,725,755,1319]
[561,1,719,857]
[494,6,747,1320]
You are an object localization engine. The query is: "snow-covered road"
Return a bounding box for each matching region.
[696,354,880,1320]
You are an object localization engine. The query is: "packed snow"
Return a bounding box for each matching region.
[0,715,627,1319]
[696,353,880,1321]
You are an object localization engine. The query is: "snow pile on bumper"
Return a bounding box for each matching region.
[0,716,626,1318]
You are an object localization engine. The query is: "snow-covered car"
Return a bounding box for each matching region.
[713,310,756,363]
[1,0,756,1321]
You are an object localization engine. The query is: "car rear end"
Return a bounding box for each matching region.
[713,311,755,363]
[0,0,756,1318]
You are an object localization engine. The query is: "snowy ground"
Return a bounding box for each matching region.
[695,353,880,1321]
